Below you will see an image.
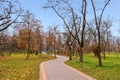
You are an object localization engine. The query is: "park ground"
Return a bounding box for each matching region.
[66,52,120,80]
[0,53,54,80]
[0,52,120,80]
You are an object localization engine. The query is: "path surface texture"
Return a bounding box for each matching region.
[40,55,96,80]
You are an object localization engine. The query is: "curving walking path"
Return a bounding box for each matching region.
[40,55,96,80]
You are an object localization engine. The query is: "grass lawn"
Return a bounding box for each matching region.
[66,53,120,80]
[0,53,54,80]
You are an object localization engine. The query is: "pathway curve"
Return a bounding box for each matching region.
[40,55,96,80]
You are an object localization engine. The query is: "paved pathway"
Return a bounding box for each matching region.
[40,55,96,80]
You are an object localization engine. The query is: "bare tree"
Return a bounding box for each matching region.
[86,22,98,56]
[45,0,87,63]
[91,0,111,66]
[117,26,120,53]
[33,25,43,55]
[0,0,23,32]
[17,10,41,60]
[52,26,58,58]
[101,19,112,59]
[63,30,75,60]
[116,37,120,53]
[0,30,7,56]
[45,26,62,57]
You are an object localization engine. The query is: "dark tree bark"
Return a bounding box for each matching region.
[0,0,22,32]
[91,0,110,66]
[66,33,75,60]
[45,0,87,63]
[26,22,30,60]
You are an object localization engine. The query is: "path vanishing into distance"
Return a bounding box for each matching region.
[40,55,96,80]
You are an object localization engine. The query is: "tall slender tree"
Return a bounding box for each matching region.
[91,0,111,66]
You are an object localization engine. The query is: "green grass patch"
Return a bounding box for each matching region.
[66,53,120,80]
[0,53,54,80]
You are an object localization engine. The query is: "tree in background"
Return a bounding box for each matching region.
[63,30,75,60]
[86,18,112,58]
[45,26,63,57]
[32,25,43,55]
[17,29,28,51]
[14,10,43,59]
[101,19,112,59]
[86,22,98,56]
[46,27,55,53]
[0,30,8,56]
[117,28,120,53]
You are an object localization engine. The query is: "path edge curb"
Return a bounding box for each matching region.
[62,60,96,80]
[39,58,57,80]
[40,62,48,80]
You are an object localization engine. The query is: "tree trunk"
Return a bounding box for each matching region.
[69,46,72,60]
[98,53,102,66]
[97,47,102,66]
[79,47,83,63]
[103,49,106,59]
[26,23,30,60]
[97,26,102,66]
[26,52,29,60]
[54,51,56,58]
